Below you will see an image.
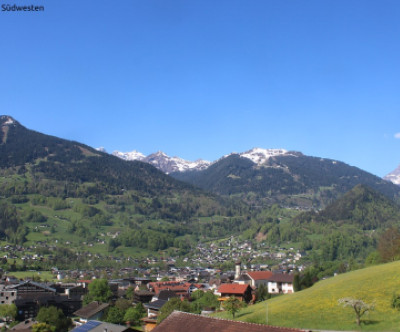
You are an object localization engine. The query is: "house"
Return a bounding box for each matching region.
[217,284,253,303]
[73,301,109,325]
[134,290,155,304]
[145,290,177,318]
[70,320,140,332]
[147,281,193,298]
[245,271,274,288]
[2,280,81,320]
[152,311,306,332]
[267,274,294,294]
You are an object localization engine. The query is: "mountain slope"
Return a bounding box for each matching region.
[295,184,400,229]
[172,151,400,208]
[215,261,400,331]
[0,115,194,195]
[0,116,251,260]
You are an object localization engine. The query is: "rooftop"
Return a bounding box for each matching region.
[152,311,305,332]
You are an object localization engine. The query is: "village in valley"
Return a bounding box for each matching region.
[0,236,306,331]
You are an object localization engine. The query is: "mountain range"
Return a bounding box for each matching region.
[2,115,400,267]
[109,147,400,188]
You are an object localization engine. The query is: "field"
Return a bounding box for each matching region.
[5,270,55,281]
[215,261,400,331]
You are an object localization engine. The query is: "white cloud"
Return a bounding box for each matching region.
[395,133,400,139]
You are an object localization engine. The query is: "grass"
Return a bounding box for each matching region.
[215,261,400,331]
[5,270,55,281]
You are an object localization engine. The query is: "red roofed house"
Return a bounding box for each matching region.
[148,281,201,299]
[217,284,253,303]
[245,271,274,288]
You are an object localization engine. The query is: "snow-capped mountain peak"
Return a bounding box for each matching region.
[384,165,400,185]
[110,147,290,173]
[0,115,17,126]
[145,151,210,174]
[238,147,289,165]
[112,150,145,161]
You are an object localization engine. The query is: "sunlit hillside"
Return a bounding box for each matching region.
[215,261,400,331]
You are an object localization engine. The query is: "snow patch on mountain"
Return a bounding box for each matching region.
[110,147,292,173]
[0,116,16,126]
[144,151,211,174]
[112,150,146,161]
[384,165,400,185]
[110,149,210,173]
[238,148,289,165]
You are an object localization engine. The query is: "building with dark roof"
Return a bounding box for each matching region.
[267,273,294,294]
[73,301,110,325]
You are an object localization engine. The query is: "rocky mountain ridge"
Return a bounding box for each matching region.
[104,147,294,174]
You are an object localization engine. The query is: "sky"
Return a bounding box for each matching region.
[1,0,399,177]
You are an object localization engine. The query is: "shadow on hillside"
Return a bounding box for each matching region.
[235,311,252,319]
[362,319,379,326]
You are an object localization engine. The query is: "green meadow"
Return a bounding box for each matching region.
[215,261,400,331]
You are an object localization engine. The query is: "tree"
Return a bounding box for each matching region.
[104,306,125,324]
[115,298,132,311]
[83,279,112,305]
[36,306,71,332]
[125,286,135,301]
[32,322,55,332]
[222,296,244,318]
[124,303,146,326]
[293,273,301,292]
[157,298,191,323]
[338,298,374,326]
[0,304,17,323]
[255,284,270,302]
[378,227,400,262]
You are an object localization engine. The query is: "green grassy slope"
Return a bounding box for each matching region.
[216,261,400,331]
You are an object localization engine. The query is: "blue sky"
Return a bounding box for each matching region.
[1,0,399,177]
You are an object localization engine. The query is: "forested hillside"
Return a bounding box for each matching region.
[172,152,400,208]
[2,115,400,272]
[0,116,252,266]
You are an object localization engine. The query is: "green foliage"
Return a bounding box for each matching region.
[255,284,270,302]
[36,306,71,332]
[125,286,135,301]
[157,297,192,323]
[104,306,125,324]
[378,226,400,262]
[222,296,244,318]
[0,304,17,322]
[124,303,146,325]
[114,298,131,311]
[83,279,112,305]
[0,202,20,238]
[24,209,47,223]
[32,322,55,332]
[338,298,375,326]
[190,290,220,312]
[391,293,400,310]
[296,185,400,230]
